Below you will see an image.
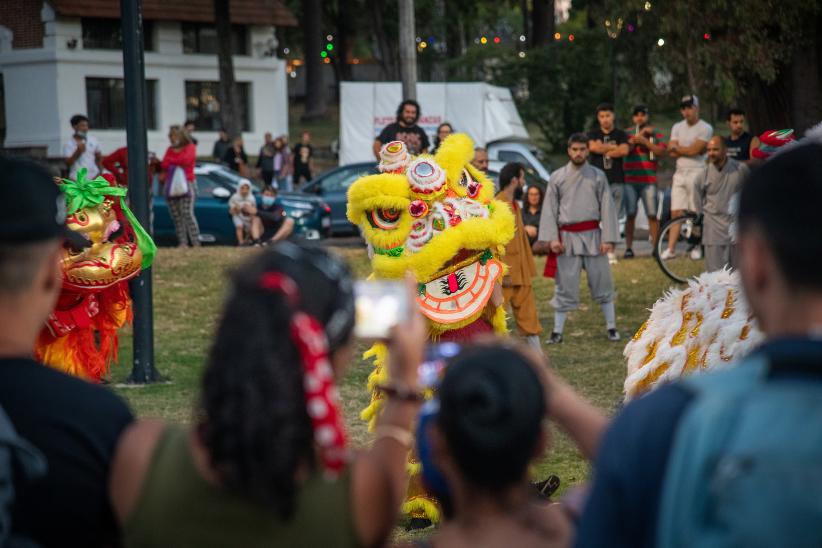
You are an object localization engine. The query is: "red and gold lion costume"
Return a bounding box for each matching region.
[35,168,156,381]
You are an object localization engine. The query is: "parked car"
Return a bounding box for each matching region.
[152,163,331,245]
[301,162,378,235]
[487,141,552,182]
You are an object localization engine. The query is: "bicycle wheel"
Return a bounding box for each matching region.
[655,214,705,284]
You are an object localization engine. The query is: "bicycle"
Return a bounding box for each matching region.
[655,213,705,284]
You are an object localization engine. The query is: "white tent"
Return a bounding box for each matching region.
[339,82,530,165]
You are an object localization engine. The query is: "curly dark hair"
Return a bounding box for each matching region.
[199,242,355,518]
[396,99,421,124]
[438,344,546,493]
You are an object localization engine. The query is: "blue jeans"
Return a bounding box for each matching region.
[623,183,659,218]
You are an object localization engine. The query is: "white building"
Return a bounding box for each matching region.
[0,0,296,163]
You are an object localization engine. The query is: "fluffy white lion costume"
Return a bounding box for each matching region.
[624,269,764,401]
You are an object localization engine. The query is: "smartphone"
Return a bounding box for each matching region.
[418,342,460,389]
[353,280,410,340]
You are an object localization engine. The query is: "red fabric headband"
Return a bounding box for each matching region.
[258,272,348,477]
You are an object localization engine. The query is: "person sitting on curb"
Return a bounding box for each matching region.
[228,180,263,246]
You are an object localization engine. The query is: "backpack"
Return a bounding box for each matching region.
[656,341,822,548]
[0,406,46,547]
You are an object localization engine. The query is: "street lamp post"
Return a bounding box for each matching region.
[120,0,161,383]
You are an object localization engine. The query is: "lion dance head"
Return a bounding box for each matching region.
[35,169,156,381]
[347,133,515,340]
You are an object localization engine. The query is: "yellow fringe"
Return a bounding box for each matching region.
[402,497,442,524]
[407,461,422,476]
[491,305,509,335]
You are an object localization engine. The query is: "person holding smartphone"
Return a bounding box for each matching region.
[62,114,102,180]
[109,243,427,548]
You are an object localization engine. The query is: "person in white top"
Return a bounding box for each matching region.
[662,95,713,260]
[62,114,102,180]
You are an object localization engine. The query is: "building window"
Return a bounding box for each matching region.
[81,18,155,51]
[86,78,158,130]
[185,81,251,132]
[181,23,248,55]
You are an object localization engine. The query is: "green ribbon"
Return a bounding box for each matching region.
[59,168,156,269]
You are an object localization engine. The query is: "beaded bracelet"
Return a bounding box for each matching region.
[375,382,425,403]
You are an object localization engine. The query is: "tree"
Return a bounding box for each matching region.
[368,0,399,79]
[601,0,822,132]
[214,0,243,138]
[530,0,554,48]
[331,0,354,83]
[302,0,327,121]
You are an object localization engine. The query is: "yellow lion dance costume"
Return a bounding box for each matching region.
[346,134,515,523]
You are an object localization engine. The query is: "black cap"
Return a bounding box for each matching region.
[0,158,75,245]
[632,104,649,115]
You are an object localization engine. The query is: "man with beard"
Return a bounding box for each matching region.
[696,136,749,272]
[535,133,620,344]
[724,108,760,165]
[373,99,430,159]
[588,103,629,265]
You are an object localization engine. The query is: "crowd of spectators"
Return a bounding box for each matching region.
[60,114,315,248]
[3,97,821,547]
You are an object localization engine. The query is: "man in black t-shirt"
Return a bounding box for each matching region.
[293,130,314,187]
[588,103,629,264]
[724,108,760,165]
[0,158,134,547]
[373,99,431,159]
[259,186,295,244]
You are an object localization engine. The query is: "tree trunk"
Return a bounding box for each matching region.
[520,0,529,45]
[335,0,353,81]
[302,0,327,121]
[368,0,398,80]
[214,0,242,138]
[531,0,554,48]
[790,13,822,135]
[430,0,446,81]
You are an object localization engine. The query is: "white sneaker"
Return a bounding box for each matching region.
[608,251,618,265]
[660,248,677,260]
[690,247,703,260]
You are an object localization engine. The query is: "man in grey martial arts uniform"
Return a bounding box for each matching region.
[697,136,749,272]
[537,133,621,344]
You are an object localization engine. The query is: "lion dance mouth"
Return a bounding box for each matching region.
[418,250,502,326]
[346,134,515,524]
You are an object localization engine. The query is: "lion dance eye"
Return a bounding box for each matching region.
[369,208,401,230]
[459,169,474,188]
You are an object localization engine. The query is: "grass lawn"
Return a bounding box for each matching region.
[110,243,678,512]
